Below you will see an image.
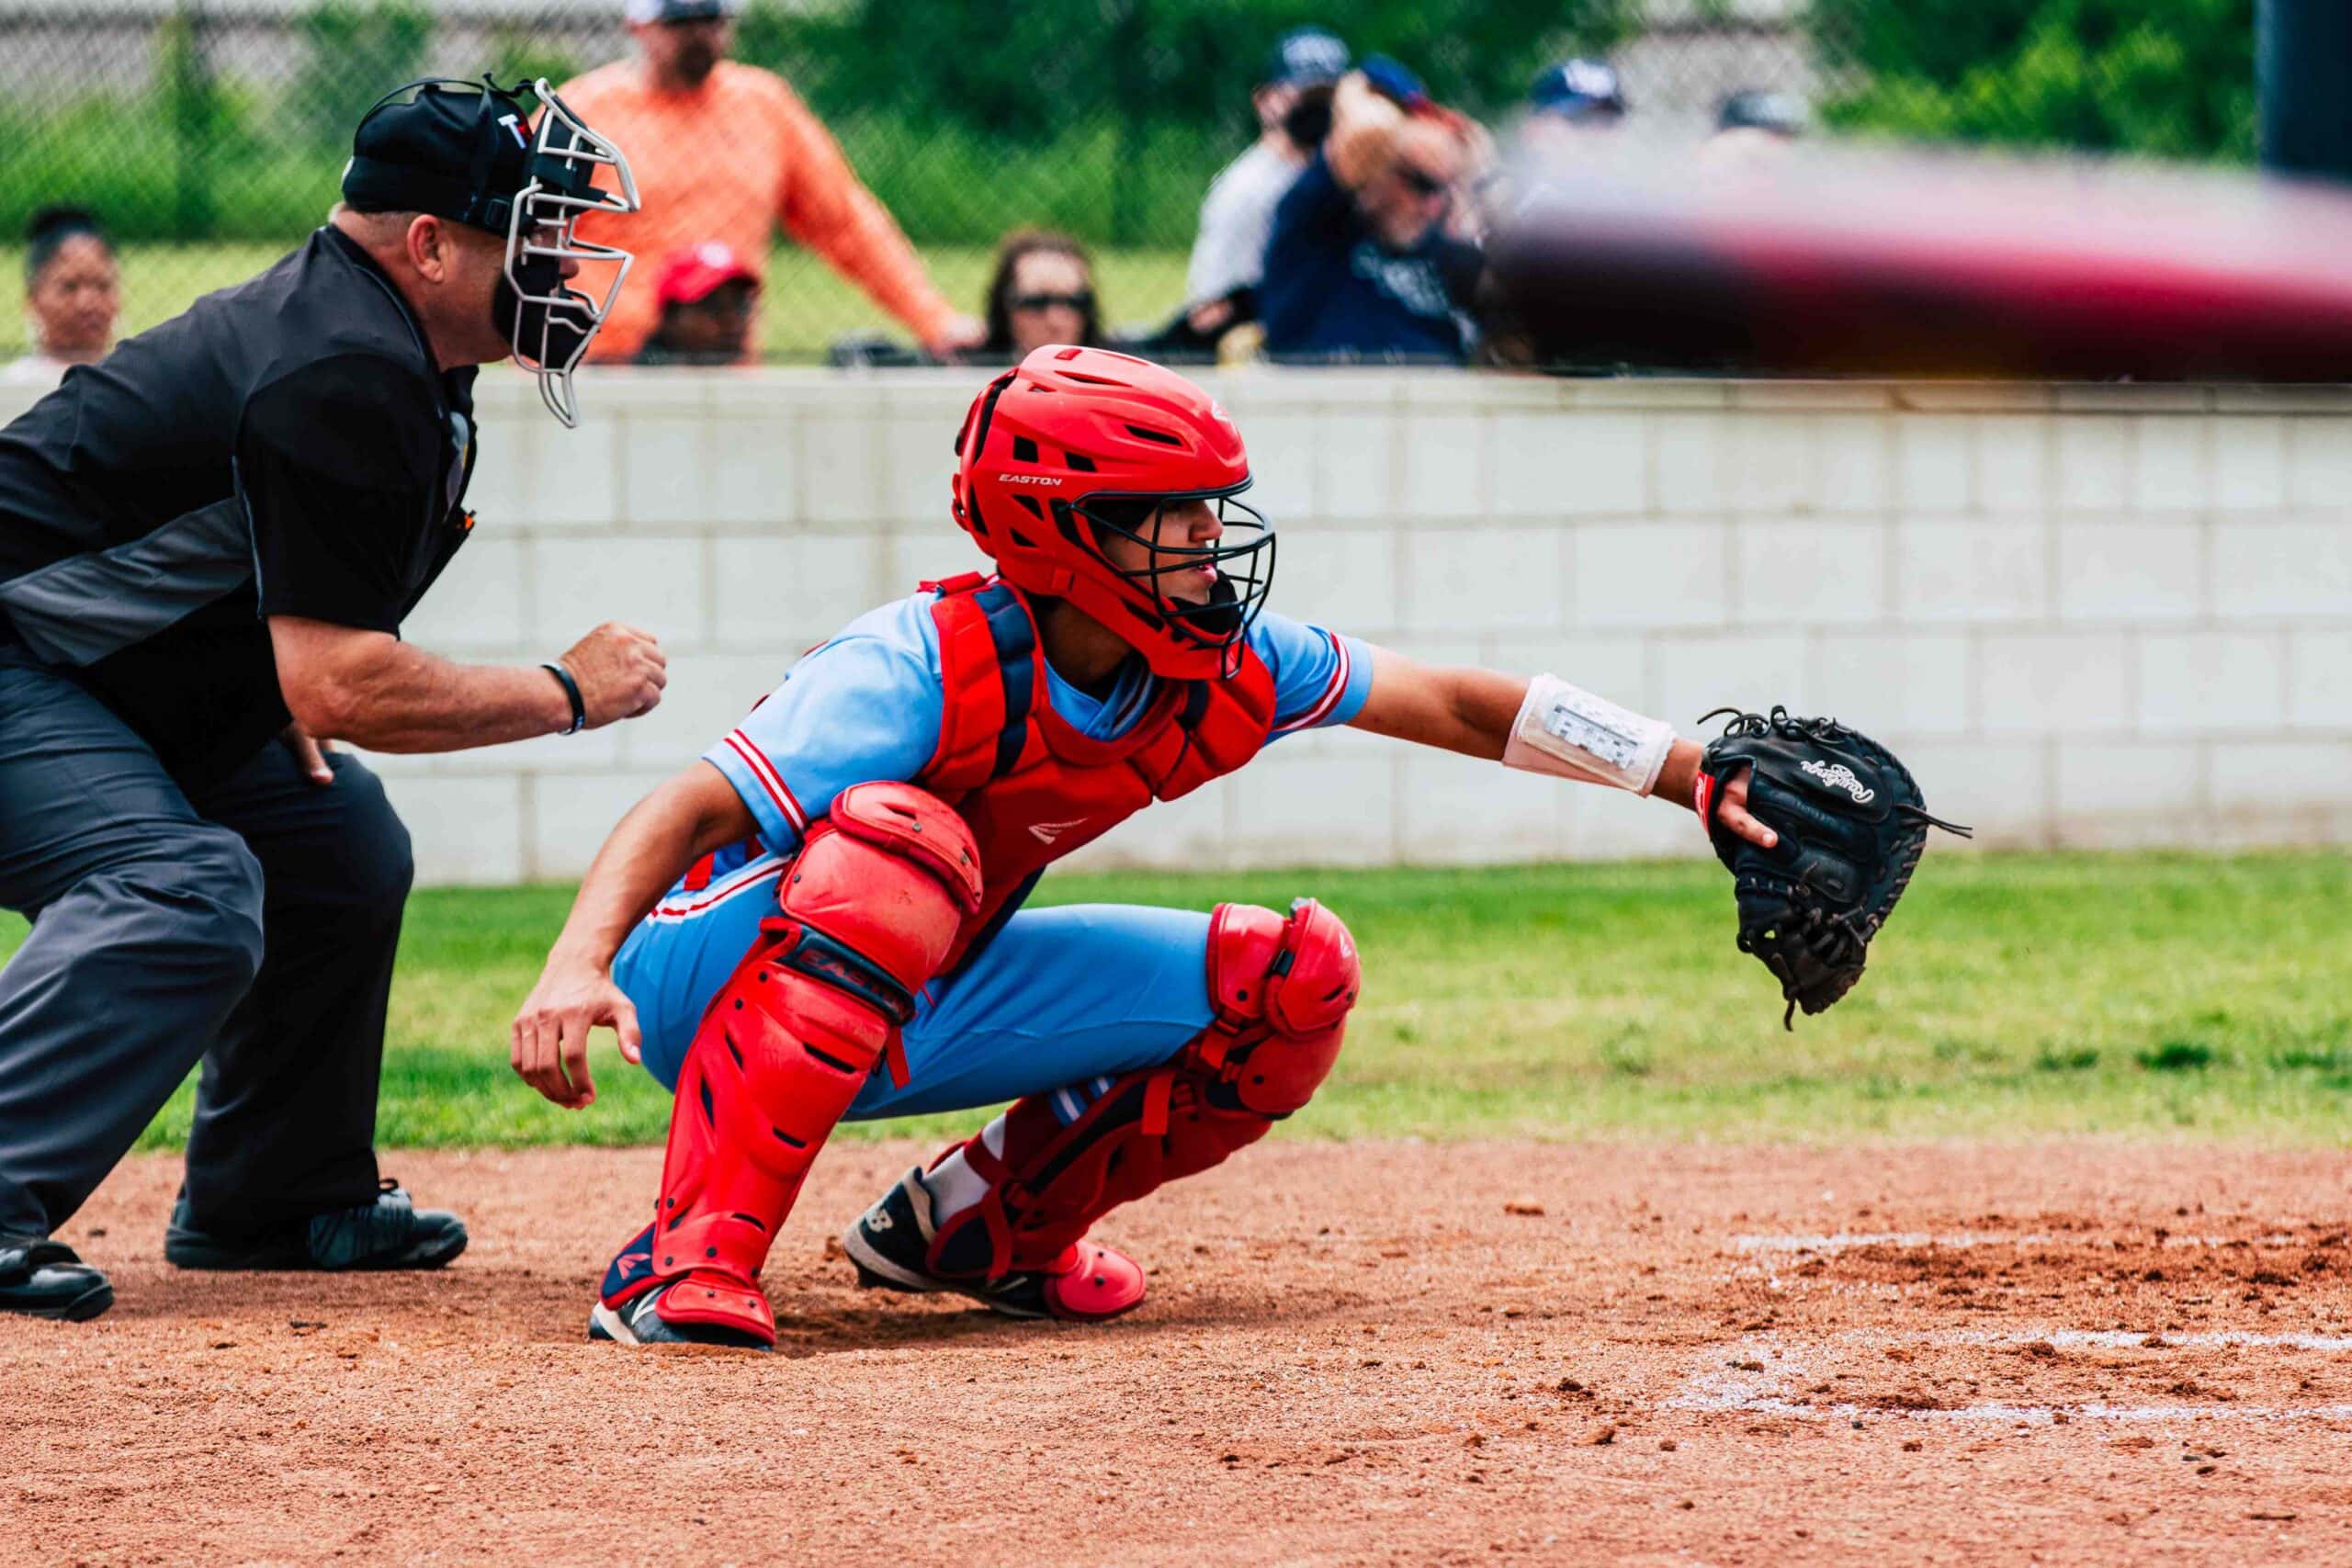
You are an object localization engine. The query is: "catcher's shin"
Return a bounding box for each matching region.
[604,783,981,1346]
[922,899,1360,1290]
[1694,706,1969,1028]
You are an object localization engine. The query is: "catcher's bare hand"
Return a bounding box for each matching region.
[1712,764,1779,851]
[512,953,643,1111]
[1661,738,1777,849]
[559,622,667,727]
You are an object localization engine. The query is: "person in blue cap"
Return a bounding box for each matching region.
[1521,56,1628,160]
[1177,27,1351,346]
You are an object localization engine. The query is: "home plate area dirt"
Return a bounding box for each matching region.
[9,1141,2352,1566]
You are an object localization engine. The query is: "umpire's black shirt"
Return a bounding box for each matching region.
[0,226,477,788]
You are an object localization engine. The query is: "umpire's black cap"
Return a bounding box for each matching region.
[341,77,544,233]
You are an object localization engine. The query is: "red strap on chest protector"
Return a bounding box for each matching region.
[923,576,1037,795]
[922,577,1278,798]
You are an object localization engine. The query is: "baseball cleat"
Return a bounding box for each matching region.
[588,1285,773,1351]
[590,1223,775,1349]
[165,1179,467,1271]
[842,1165,1148,1323]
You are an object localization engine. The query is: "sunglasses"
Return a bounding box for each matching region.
[1011,290,1093,312]
[1396,164,1452,199]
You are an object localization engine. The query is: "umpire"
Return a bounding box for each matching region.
[0,77,664,1322]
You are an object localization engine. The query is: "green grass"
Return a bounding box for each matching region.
[4,850,2350,1151]
[0,242,1192,364]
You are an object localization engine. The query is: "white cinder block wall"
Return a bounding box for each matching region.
[12,370,2346,883]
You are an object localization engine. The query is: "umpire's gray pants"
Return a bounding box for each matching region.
[0,649,413,1242]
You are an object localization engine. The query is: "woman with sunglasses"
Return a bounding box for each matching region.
[980,229,1104,360]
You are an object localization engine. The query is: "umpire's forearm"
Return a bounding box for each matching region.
[343,659,573,752]
[271,617,570,751]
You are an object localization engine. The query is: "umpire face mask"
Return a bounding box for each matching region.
[345,76,640,428]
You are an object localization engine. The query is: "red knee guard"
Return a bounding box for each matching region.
[613,783,981,1345]
[925,898,1359,1283]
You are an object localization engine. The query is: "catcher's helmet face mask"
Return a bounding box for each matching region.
[345,76,640,427]
[953,346,1277,681]
[1088,484,1274,671]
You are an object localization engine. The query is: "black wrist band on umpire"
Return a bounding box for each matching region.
[542,661,586,736]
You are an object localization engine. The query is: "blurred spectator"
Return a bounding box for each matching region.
[982,231,1103,360]
[1180,27,1351,344]
[1717,89,1809,140]
[1702,90,1809,175]
[1519,58,1627,162]
[635,241,761,365]
[559,0,981,365]
[1258,62,1484,364]
[6,207,119,388]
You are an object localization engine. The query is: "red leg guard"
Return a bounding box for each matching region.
[924,898,1359,1284]
[607,783,981,1346]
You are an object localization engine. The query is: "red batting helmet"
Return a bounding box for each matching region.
[950,344,1276,681]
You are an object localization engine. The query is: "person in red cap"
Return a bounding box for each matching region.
[510,346,1779,1351]
[559,0,981,363]
[635,241,762,365]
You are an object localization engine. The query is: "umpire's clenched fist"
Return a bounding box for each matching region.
[560,621,667,726]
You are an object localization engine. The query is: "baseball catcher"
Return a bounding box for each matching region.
[1695,706,1970,1027]
[511,346,1915,1351]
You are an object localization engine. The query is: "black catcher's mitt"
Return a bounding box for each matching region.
[1695,707,1970,1027]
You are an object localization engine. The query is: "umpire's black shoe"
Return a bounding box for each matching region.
[0,1237,113,1322]
[165,1179,468,1271]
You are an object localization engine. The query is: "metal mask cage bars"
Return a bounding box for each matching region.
[1059,482,1279,668]
[504,80,640,427]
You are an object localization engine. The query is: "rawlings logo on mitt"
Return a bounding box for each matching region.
[1696,706,1971,1028]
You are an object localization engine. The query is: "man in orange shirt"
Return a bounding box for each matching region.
[560,0,981,363]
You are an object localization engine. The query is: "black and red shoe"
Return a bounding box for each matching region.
[840,1166,1147,1323]
[587,1222,772,1350]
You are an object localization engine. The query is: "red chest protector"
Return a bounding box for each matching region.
[916,573,1276,973]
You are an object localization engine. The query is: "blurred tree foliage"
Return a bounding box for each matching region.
[1812,0,2256,160]
[291,1,433,148]
[489,31,586,101]
[729,0,1636,242]
[5,0,2255,253]
[735,0,1636,142]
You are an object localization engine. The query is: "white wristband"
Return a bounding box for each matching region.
[1501,674,1676,795]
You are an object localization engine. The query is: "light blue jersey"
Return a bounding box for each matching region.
[614,591,1374,1114]
[697,592,1370,864]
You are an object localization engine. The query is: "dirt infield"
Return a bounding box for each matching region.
[9,1141,2352,1567]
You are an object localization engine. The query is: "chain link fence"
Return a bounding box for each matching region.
[1,0,2256,366]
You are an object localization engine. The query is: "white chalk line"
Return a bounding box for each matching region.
[1660,1327,2352,1427]
[1706,1327,2352,1351]
[1951,1329,2352,1352]
[1734,1232,2055,1254]
[1732,1231,2310,1255]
